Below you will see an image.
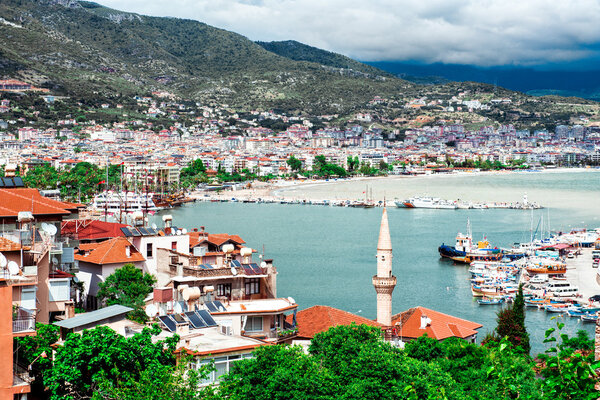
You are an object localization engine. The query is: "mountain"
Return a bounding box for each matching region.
[256,40,390,77]
[0,0,411,113]
[366,61,600,100]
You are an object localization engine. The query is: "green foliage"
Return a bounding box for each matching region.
[404,334,444,362]
[495,284,530,354]
[219,345,336,400]
[97,263,156,323]
[15,323,60,393]
[538,319,600,400]
[180,159,208,188]
[95,355,215,400]
[286,155,302,172]
[45,324,178,400]
[311,155,347,177]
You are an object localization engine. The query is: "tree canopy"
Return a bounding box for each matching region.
[97,263,156,323]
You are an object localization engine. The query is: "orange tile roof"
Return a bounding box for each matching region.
[187,232,246,248]
[75,237,145,265]
[0,237,21,252]
[61,219,128,240]
[0,188,76,218]
[292,305,383,339]
[392,306,482,341]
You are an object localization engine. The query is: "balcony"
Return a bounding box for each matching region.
[50,242,63,255]
[13,307,35,334]
[13,363,32,386]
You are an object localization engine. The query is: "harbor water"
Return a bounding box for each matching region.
[152,169,600,355]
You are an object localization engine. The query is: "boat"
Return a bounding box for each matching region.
[477,297,505,305]
[402,196,457,209]
[92,191,160,213]
[439,220,504,264]
[581,314,599,323]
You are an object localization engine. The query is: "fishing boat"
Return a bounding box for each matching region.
[439,220,504,264]
[477,297,505,305]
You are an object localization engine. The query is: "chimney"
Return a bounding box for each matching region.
[420,315,431,329]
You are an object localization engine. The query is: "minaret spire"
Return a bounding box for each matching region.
[373,206,397,327]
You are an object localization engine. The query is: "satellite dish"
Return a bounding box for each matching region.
[182,228,188,234]
[41,222,50,231]
[230,266,238,276]
[52,257,59,265]
[0,253,7,268]
[152,223,158,230]
[173,302,183,314]
[43,224,57,236]
[7,261,19,276]
[145,304,158,318]
[260,261,267,269]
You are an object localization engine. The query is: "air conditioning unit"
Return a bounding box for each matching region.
[219,325,233,336]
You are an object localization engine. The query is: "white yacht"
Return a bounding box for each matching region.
[91,191,160,213]
[401,196,457,209]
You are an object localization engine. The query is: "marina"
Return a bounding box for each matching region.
[150,170,600,355]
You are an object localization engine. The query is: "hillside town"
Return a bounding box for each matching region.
[0,80,599,195]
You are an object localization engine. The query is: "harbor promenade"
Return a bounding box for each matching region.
[566,248,599,300]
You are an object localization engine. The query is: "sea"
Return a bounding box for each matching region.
[151,169,600,355]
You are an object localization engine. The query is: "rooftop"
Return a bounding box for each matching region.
[75,237,145,265]
[213,298,297,315]
[54,304,133,330]
[172,326,269,356]
[392,306,482,341]
[293,305,383,339]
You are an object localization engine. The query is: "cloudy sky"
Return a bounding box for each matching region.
[96,0,600,68]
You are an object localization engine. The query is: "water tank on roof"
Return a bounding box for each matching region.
[182,286,201,301]
[222,244,234,254]
[17,211,33,222]
[240,247,252,257]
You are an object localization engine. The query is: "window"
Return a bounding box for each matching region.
[170,256,179,265]
[171,241,177,251]
[245,316,263,332]
[196,354,252,385]
[245,278,260,295]
[146,243,153,258]
[216,283,231,297]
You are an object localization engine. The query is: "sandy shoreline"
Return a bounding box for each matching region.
[190,167,596,203]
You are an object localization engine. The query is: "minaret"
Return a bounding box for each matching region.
[372,206,397,326]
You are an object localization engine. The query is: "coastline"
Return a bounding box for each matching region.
[189,167,598,205]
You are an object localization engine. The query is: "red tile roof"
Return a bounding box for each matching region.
[75,237,145,265]
[187,232,246,248]
[0,188,77,218]
[0,237,21,252]
[392,306,482,341]
[292,305,383,339]
[61,219,128,241]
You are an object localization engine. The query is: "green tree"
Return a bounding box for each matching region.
[495,284,530,354]
[96,355,214,400]
[97,263,156,323]
[286,155,302,172]
[15,323,60,394]
[538,319,600,400]
[45,325,178,400]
